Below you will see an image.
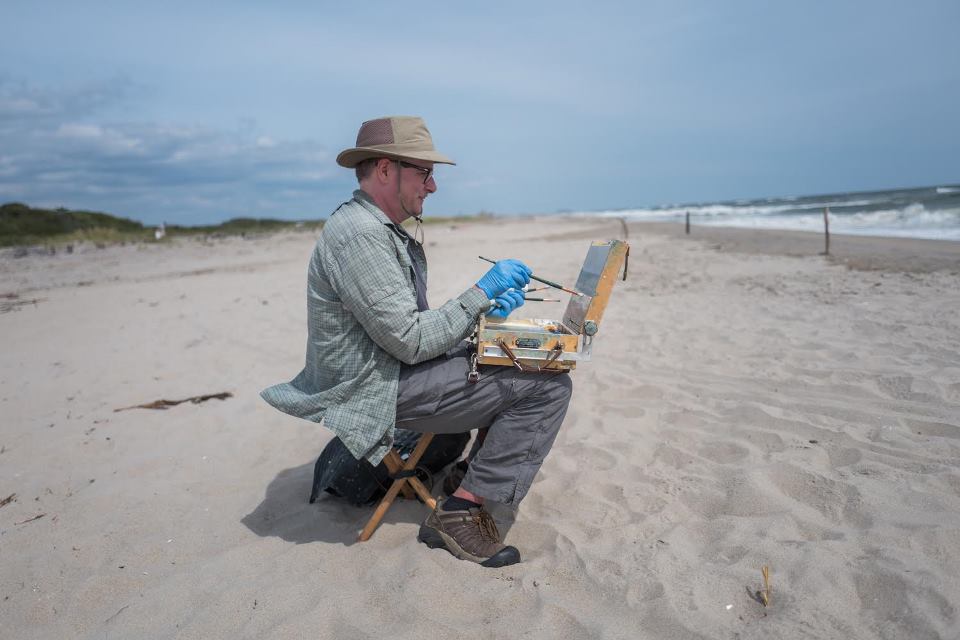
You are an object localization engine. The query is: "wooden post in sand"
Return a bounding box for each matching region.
[822,207,830,255]
[685,211,691,235]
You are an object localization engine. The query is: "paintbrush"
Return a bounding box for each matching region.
[478,256,584,297]
[488,293,560,308]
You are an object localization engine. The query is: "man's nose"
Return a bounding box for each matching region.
[425,175,437,193]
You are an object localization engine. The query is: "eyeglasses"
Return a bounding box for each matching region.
[398,160,433,184]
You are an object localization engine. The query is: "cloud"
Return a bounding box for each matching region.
[0,76,344,224]
[0,74,138,126]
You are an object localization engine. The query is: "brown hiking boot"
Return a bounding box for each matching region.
[418,505,520,567]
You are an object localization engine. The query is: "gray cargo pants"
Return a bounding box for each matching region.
[395,342,572,506]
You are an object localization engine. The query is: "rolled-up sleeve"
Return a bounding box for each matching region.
[325,230,489,365]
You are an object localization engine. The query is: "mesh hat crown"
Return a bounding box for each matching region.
[336,116,455,168]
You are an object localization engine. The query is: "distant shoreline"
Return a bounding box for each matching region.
[511,214,960,273]
[4,202,958,274]
[620,219,960,273]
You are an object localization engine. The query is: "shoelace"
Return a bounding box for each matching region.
[473,509,501,543]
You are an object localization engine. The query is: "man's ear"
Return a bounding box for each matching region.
[375,158,393,183]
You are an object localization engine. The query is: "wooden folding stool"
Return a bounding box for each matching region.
[357,432,437,541]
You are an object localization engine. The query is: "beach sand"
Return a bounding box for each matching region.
[2,218,959,639]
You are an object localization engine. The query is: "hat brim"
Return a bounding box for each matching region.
[336,146,456,169]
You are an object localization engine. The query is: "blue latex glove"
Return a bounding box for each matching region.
[486,288,525,319]
[476,259,532,299]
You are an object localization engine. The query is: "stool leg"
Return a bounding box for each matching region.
[384,450,416,500]
[401,434,437,507]
[357,433,437,542]
[407,476,437,509]
[358,477,407,541]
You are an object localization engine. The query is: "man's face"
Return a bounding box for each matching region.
[392,159,436,219]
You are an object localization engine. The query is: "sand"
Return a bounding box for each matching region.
[1,218,958,639]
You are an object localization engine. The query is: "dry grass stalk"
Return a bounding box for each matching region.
[760,565,771,607]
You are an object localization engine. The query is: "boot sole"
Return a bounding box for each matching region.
[417,524,520,568]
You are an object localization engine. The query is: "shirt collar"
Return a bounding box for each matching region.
[353,189,415,243]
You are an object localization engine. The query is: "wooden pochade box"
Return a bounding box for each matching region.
[474,239,629,373]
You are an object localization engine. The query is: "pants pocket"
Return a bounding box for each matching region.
[396,358,446,420]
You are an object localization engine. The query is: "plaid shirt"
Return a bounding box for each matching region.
[261,191,489,464]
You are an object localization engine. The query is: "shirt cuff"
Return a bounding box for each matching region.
[457,286,491,317]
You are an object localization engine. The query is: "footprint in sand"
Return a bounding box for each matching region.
[767,463,872,529]
[576,444,619,471]
[696,439,750,464]
[875,374,941,403]
[826,446,862,467]
[854,559,955,638]
[907,418,960,439]
[946,382,960,403]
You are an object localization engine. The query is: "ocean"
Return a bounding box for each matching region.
[591,184,960,241]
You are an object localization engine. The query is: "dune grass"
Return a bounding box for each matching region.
[1,202,495,250]
[0,203,324,248]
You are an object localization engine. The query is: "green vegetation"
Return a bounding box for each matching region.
[1,202,495,249]
[0,203,324,248]
[0,202,146,246]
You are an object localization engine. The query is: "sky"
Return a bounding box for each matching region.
[1,1,959,225]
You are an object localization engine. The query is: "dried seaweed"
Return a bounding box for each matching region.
[104,604,130,624]
[0,296,47,314]
[15,513,45,525]
[114,392,232,412]
[0,493,15,508]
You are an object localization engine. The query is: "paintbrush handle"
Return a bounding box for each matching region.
[487,295,558,307]
[478,256,583,297]
[529,274,583,297]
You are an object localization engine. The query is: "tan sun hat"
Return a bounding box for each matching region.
[336,115,455,168]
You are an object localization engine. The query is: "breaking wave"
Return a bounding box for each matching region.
[587,185,960,241]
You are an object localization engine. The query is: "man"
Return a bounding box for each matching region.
[262,116,572,567]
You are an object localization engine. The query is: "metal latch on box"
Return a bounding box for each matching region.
[495,338,566,373]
